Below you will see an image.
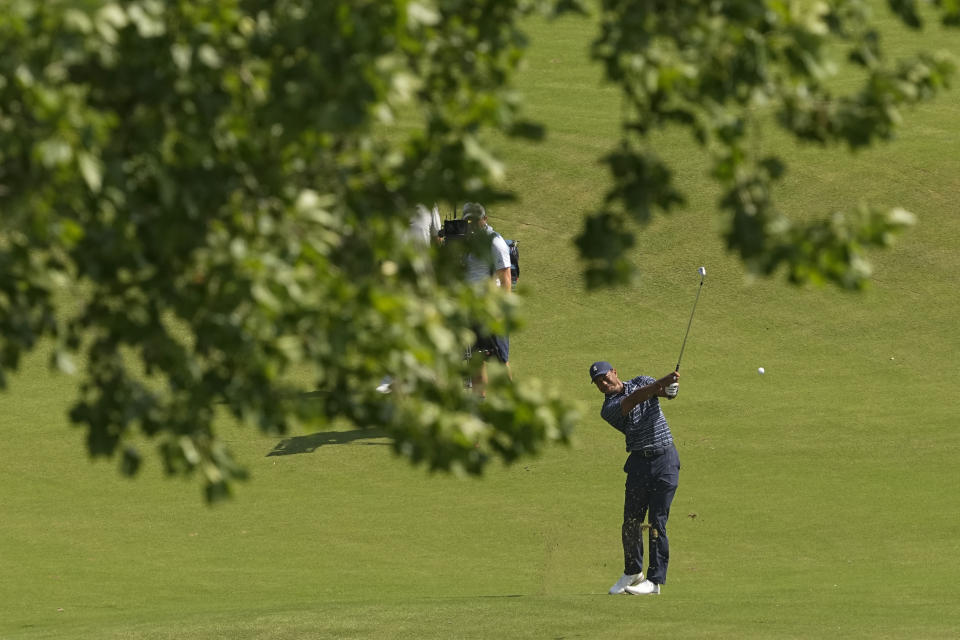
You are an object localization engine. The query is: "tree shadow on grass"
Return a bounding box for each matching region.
[267,427,390,457]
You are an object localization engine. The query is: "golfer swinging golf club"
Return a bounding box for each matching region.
[591,361,681,596]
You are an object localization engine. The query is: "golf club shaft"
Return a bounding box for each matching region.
[675,280,703,372]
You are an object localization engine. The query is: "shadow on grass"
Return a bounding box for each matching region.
[267,427,390,457]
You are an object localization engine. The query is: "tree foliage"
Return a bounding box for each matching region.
[578,0,957,288]
[0,0,955,500]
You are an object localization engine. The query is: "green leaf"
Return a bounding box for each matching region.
[77,152,103,192]
[121,446,142,476]
[36,138,73,168]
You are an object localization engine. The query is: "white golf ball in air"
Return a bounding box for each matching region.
[758,367,765,375]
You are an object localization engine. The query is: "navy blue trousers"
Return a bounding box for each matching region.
[621,446,680,583]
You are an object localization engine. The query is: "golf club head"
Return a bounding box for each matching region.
[697,266,706,279]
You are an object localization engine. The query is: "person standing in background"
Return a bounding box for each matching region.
[461,202,512,397]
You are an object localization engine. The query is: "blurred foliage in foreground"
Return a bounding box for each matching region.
[0,0,955,500]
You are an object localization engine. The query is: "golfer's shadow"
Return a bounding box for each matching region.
[266,427,389,457]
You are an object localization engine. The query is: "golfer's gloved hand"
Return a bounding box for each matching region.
[665,383,679,399]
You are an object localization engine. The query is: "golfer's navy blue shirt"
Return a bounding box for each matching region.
[601,375,674,451]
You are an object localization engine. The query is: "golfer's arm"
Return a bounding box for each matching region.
[620,382,664,415]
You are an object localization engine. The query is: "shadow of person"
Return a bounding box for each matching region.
[266,427,388,457]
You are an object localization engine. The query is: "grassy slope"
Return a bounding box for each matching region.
[2,6,959,640]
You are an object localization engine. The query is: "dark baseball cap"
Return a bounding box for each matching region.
[589,361,613,382]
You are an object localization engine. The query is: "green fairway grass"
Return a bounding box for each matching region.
[2,6,959,639]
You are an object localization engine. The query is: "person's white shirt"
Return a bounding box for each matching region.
[465,226,511,286]
[409,204,441,247]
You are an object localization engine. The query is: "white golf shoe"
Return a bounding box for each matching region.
[608,573,643,595]
[624,579,660,595]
